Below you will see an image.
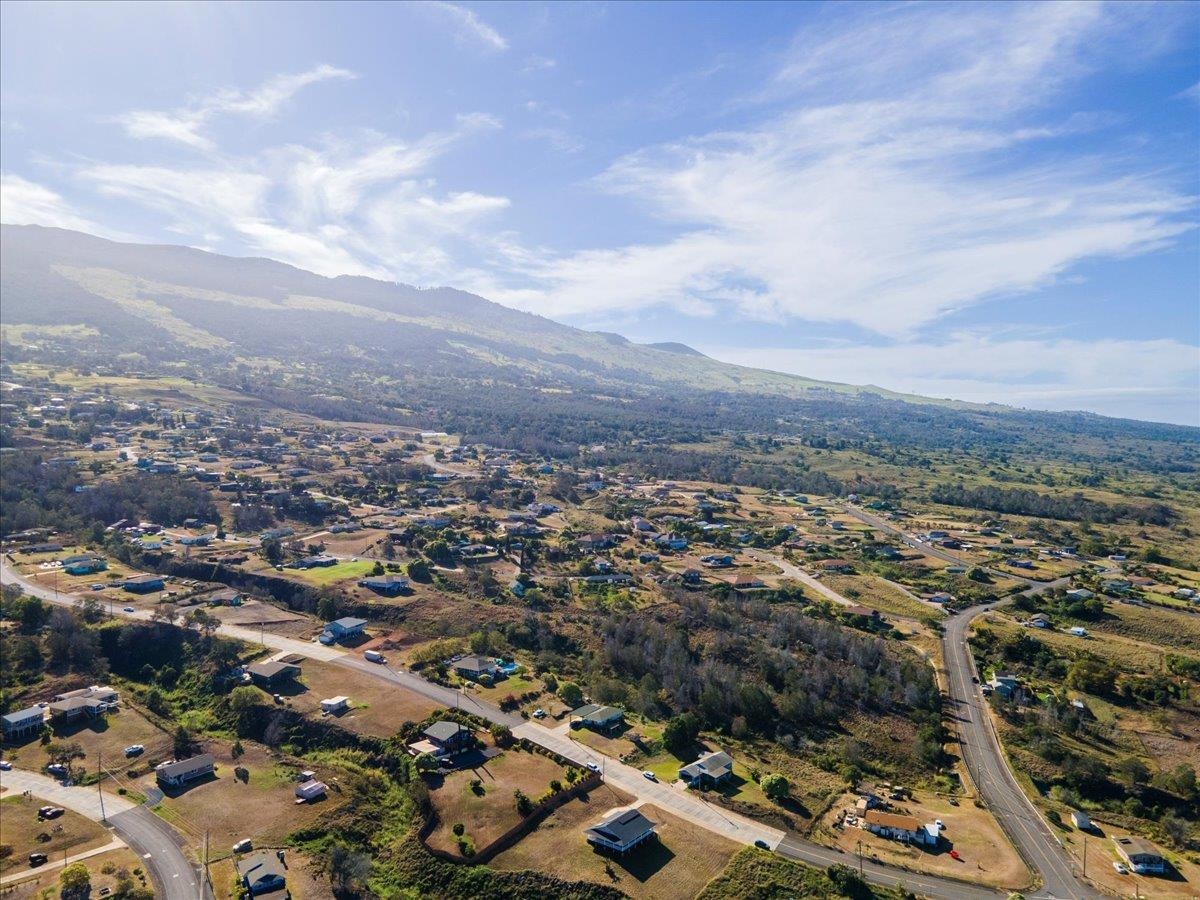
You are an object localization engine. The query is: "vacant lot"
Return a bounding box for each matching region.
[823,574,934,620]
[5,703,171,784]
[1087,602,1200,653]
[0,794,112,875]
[1,846,149,899]
[142,740,346,852]
[289,560,378,586]
[285,659,439,737]
[816,790,1031,891]
[493,797,740,900]
[424,747,567,859]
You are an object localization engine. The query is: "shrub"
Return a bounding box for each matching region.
[452,823,465,837]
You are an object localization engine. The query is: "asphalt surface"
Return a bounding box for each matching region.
[3,550,1083,899]
[840,505,1100,899]
[0,768,205,900]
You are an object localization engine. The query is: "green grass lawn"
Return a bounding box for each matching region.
[292,559,377,585]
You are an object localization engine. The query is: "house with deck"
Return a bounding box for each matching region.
[2,705,45,741]
[678,750,734,788]
[571,704,625,734]
[1114,836,1166,874]
[585,808,657,854]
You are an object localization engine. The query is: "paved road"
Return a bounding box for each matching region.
[0,768,205,900]
[2,558,1018,899]
[838,506,1097,899]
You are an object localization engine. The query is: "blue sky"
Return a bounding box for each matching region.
[2,1,1198,425]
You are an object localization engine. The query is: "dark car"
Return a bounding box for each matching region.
[753,839,770,850]
[29,853,48,867]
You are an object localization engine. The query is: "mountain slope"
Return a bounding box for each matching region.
[0,225,939,405]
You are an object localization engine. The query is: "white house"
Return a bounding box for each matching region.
[295,780,327,801]
[320,696,349,715]
[1069,626,1088,637]
[1070,810,1091,830]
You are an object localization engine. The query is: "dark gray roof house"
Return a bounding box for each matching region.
[585,808,657,854]
[571,704,625,733]
[156,753,215,787]
[237,850,287,896]
[679,750,734,787]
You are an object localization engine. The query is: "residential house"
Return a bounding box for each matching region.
[408,721,474,758]
[62,554,107,576]
[2,705,45,740]
[988,673,1021,700]
[700,554,734,568]
[577,534,616,552]
[237,850,287,897]
[1113,836,1166,875]
[1070,810,1091,830]
[291,554,337,569]
[571,704,625,734]
[862,810,937,846]
[844,604,881,620]
[320,617,368,643]
[733,574,765,590]
[584,572,633,586]
[678,750,734,788]
[454,654,500,681]
[585,808,657,854]
[156,754,215,788]
[1065,589,1095,601]
[357,574,411,596]
[1028,613,1051,629]
[682,568,703,586]
[122,573,164,593]
[819,559,854,573]
[246,661,301,688]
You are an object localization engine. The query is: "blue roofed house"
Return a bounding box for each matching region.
[2,705,45,741]
[357,574,410,596]
[320,617,368,644]
[123,573,164,593]
[62,554,107,575]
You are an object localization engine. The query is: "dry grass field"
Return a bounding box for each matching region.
[492,794,740,900]
[0,794,112,875]
[423,748,568,858]
[1,846,149,899]
[816,789,1031,890]
[823,574,934,620]
[141,741,346,852]
[285,659,440,737]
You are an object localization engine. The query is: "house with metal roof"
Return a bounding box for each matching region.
[678,750,734,788]
[156,753,215,788]
[570,704,625,734]
[585,808,657,854]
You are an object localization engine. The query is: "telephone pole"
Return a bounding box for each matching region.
[199,830,209,900]
[97,751,107,824]
[1082,833,1087,877]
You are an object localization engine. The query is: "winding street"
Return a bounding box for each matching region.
[0,768,205,900]
[4,552,1077,899]
[839,505,1098,899]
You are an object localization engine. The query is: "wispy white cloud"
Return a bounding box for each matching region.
[423,1,508,51]
[477,3,1195,336]
[112,64,356,151]
[706,335,1200,426]
[0,173,101,232]
[76,113,506,282]
[522,55,557,73]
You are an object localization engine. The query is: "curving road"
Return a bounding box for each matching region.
[839,505,1098,899]
[0,768,205,900]
[3,555,1038,899]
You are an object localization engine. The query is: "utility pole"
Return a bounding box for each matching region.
[857,840,864,878]
[1082,833,1087,877]
[97,751,107,824]
[200,830,209,900]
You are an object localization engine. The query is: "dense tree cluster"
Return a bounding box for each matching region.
[930,483,1175,525]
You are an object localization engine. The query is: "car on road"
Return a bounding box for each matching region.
[642,770,657,781]
[1113,862,1128,875]
[532,708,546,718]
[123,606,135,613]
[38,806,64,819]
[124,744,145,757]
[232,839,253,854]
[753,839,770,849]
[45,764,68,777]
[0,760,11,770]
[585,762,601,773]
[28,853,48,867]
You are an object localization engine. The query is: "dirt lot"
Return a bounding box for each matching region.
[1060,820,1199,899]
[0,794,112,875]
[424,747,568,858]
[139,740,346,852]
[4,703,172,784]
[212,599,309,627]
[1,846,149,898]
[493,795,740,900]
[816,790,1031,890]
[283,659,440,737]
